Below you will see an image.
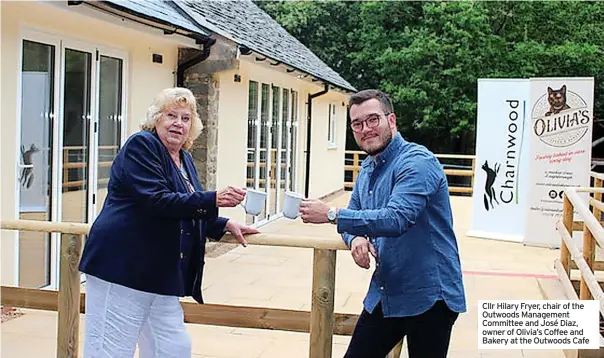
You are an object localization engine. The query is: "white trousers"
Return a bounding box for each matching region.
[83,275,191,358]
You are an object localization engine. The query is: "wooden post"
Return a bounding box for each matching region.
[561,195,573,278]
[579,224,595,300]
[386,340,403,358]
[57,234,82,358]
[594,178,603,221]
[470,157,476,195]
[580,189,597,301]
[309,249,336,358]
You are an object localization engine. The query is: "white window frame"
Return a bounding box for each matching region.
[15,25,128,289]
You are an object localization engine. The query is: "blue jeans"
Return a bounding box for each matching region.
[344,300,459,358]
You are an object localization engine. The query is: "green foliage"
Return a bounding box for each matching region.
[256,1,604,153]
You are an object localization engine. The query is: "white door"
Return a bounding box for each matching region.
[16,37,60,288]
[245,82,300,226]
[17,32,126,289]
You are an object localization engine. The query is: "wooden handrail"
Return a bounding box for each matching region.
[591,171,604,181]
[555,220,604,305]
[344,150,476,194]
[1,219,348,251]
[556,177,604,341]
[0,219,359,358]
[565,189,604,248]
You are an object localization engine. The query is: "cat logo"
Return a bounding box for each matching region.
[481,160,500,211]
[531,85,591,147]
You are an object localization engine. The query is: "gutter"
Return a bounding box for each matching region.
[304,84,330,198]
[73,1,211,44]
[176,37,217,87]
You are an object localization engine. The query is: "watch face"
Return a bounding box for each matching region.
[328,209,336,220]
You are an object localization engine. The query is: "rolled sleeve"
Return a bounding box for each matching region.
[336,156,441,238]
[340,183,361,248]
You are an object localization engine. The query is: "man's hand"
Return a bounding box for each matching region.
[225,220,259,247]
[299,199,330,224]
[350,237,377,269]
[216,186,246,207]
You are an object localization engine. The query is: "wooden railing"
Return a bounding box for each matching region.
[344,151,476,195]
[62,145,118,190]
[554,172,604,345]
[0,220,403,358]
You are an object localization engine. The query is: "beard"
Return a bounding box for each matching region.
[359,129,393,156]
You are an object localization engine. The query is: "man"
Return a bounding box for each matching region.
[300,89,466,358]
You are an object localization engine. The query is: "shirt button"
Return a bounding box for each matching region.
[180,252,184,259]
[379,286,384,290]
[369,190,373,194]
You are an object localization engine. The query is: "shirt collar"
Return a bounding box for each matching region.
[361,132,405,168]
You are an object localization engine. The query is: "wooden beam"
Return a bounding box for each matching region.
[562,197,574,277]
[443,169,474,177]
[448,187,473,194]
[57,234,82,358]
[309,249,336,358]
[0,286,359,336]
[1,219,90,235]
[570,261,604,272]
[555,220,604,311]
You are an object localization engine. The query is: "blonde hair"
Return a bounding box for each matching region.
[141,87,203,150]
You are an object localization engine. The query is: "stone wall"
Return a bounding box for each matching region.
[179,38,239,190]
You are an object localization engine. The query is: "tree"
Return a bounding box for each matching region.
[257,1,604,155]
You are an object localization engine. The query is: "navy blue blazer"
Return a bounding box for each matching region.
[79,130,228,303]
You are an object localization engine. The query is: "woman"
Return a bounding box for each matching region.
[79,87,258,358]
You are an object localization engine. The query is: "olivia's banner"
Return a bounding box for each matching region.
[468,79,532,243]
[523,77,594,248]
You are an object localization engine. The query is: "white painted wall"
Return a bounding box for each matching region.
[214,59,349,223]
[0,1,190,285]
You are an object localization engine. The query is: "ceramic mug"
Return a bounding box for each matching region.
[282,191,304,219]
[241,189,267,216]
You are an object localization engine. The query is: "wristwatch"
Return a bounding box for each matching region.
[327,207,337,224]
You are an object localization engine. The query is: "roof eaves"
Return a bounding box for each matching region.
[172,0,356,94]
[240,46,356,94]
[91,0,210,42]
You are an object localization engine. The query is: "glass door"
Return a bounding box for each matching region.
[95,53,124,215]
[258,83,271,222]
[289,91,299,193]
[269,86,280,217]
[17,39,58,288]
[278,89,289,210]
[245,82,300,225]
[60,47,93,226]
[245,81,259,225]
[16,34,126,289]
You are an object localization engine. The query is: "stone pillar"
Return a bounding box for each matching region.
[185,71,219,190]
[179,40,239,190]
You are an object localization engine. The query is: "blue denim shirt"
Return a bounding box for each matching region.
[337,132,466,317]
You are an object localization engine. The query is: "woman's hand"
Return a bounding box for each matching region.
[216,186,246,207]
[225,220,259,247]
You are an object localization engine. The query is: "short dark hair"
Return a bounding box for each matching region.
[348,89,394,115]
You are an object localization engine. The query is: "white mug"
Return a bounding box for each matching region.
[283,191,304,219]
[241,189,267,216]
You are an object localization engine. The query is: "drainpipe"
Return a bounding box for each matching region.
[176,37,216,87]
[304,83,329,198]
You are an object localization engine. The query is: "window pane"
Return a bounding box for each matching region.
[246,81,258,225]
[96,55,123,214]
[61,48,92,225]
[18,40,55,288]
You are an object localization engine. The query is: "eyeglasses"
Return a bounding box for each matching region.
[350,113,390,133]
